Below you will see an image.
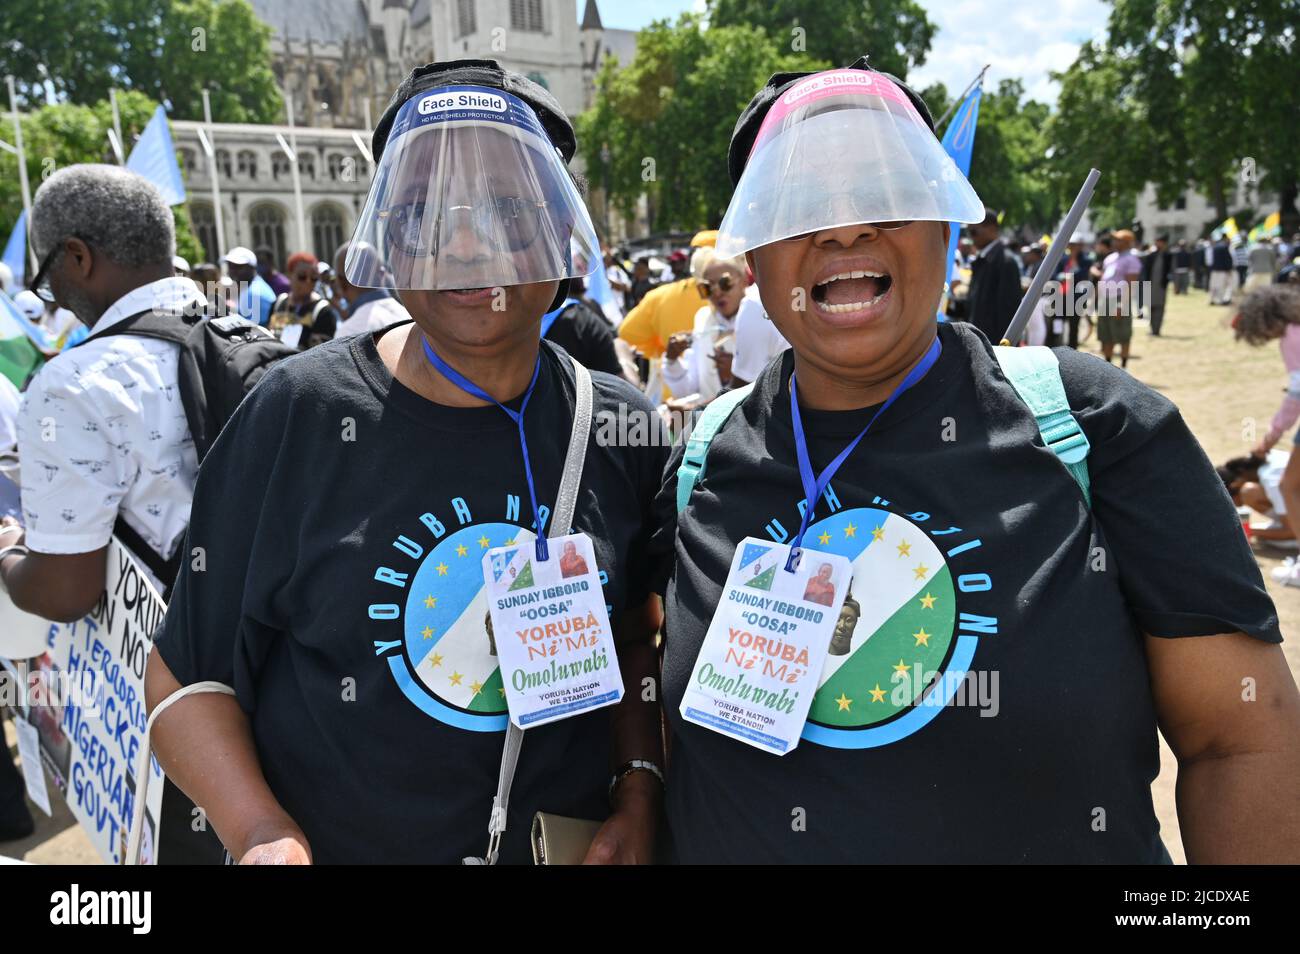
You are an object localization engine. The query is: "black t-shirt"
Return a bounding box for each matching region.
[155,328,668,863]
[270,294,339,349]
[652,321,1280,864]
[544,299,624,378]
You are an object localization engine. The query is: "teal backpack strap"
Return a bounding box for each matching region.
[992,345,1092,506]
[675,384,755,513]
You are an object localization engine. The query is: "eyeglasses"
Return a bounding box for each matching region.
[377,196,550,258]
[29,237,82,303]
[697,274,738,298]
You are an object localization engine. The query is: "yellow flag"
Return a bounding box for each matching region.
[1222,217,1239,240]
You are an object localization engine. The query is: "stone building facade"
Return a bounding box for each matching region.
[174,0,644,264]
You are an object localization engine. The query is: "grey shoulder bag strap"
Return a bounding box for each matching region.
[463,356,594,865]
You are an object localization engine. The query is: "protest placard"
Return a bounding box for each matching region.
[1,537,166,864]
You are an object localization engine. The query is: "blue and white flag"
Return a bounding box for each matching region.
[126,105,186,206]
[939,82,984,288]
[2,210,27,287]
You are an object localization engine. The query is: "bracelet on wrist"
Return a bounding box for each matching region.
[0,543,30,591]
[608,759,665,805]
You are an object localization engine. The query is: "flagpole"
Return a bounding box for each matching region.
[108,88,125,164]
[1003,168,1101,345]
[284,91,306,258]
[201,89,227,256]
[934,65,990,135]
[5,75,36,274]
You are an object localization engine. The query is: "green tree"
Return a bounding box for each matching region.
[577,14,827,233]
[707,0,935,79]
[0,90,202,266]
[0,0,281,123]
[922,79,1061,233]
[1046,0,1300,233]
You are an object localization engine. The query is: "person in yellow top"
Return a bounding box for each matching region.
[619,231,715,397]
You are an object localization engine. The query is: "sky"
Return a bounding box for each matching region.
[579,0,1111,107]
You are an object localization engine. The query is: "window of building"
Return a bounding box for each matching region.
[248,203,287,269]
[298,153,316,180]
[457,0,476,37]
[190,202,218,264]
[327,153,345,181]
[311,204,346,262]
[272,153,291,180]
[237,150,258,180]
[1174,196,1187,210]
[526,71,549,90]
[178,147,196,178]
[510,0,544,33]
[215,149,233,179]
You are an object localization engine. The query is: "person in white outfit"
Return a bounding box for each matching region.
[731,284,790,384]
[661,248,750,407]
[331,241,411,338]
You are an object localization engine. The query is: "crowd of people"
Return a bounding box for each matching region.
[948,216,1300,372]
[0,56,1297,865]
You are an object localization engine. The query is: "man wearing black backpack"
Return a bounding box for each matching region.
[0,164,292,862]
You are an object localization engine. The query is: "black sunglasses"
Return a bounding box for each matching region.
[28,238,74,303]
[697,274,738,298]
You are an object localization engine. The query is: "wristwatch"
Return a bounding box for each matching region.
[608,759,665,805]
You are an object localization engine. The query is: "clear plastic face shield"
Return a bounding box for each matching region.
[345,85,599,292]
[716,69,985,257]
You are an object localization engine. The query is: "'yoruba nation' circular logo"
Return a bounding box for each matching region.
[387,522,535,732]
[799,507,967,749]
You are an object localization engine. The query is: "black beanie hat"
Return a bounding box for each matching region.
[727,56,936,187]
[371,59,577,165]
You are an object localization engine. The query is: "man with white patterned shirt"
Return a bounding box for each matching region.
[0,164,225,862]
[0,165,202,612]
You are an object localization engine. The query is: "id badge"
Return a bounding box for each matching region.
[482,532,624,728]
[680,537,851,755]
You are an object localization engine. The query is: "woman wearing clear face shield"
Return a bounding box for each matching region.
[144,61,666,864]
[652,61,1300,864]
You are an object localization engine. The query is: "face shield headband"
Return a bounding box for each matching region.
[716,69,985,257]
[345,85,599,292]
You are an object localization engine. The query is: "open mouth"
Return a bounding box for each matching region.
[812,269,893,313]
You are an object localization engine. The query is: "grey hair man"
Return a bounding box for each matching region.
[330,240,410,339]
[26,164,178,327]
[0,163,219,862]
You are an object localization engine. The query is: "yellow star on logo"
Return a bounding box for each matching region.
[896,540,911,557]
[871,524,885,542]
[420,626,434,640]
[498,686,506,696]
[913,628,931,647]
[869,684,887,703]
[430,652,444,667]
[470,680,483,696]
[505,537,516,545]
[919,592,936,609]
[478,535,491,548]
[844,522,857,538]
[913,563,929,580]
[424,594,436,609]
[835,692,852,712]
[436,562,449,576]
[818,531,832,546]
[449,671,463,686]
[893,658,910,676]
[455,544,468,557]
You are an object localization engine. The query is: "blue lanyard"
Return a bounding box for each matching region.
[422,340,553,561]
[786,336,942,572]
